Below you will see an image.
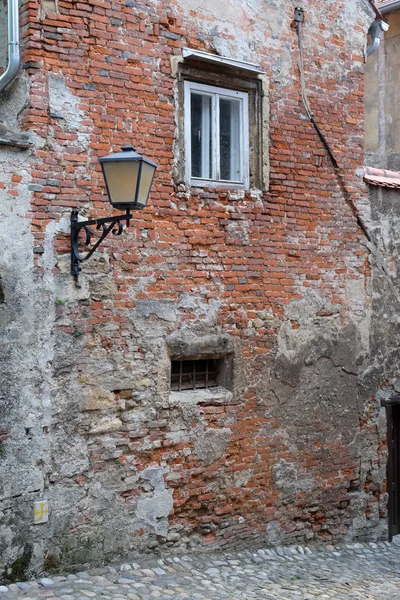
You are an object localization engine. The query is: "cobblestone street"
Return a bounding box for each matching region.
[1,540,400,600]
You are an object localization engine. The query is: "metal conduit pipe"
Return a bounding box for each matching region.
[0,0,20,94]
[380,1,400,14]
[367,19,389,56]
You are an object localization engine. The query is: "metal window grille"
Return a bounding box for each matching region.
[170,359,219,391]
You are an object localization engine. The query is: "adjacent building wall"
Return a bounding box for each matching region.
[365,8,400,169]
[363,4,400,543]
[0,0,386,579]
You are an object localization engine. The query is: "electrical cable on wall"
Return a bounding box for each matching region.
[294,8,369,236]
[293,7,400,301]
[295,10,339,169]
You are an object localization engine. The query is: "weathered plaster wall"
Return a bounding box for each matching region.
[363,9,400,541]
[365,8,400,169]
[0,0,388,580]
[0,89,51,577]
[362,184,400,403]
[360,183,400,541]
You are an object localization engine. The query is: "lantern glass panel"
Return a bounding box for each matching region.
[137,162,156,207]
[103,160,140,206]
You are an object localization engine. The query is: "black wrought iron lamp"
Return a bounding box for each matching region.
[71,145,157,278]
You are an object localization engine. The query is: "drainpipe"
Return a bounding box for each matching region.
[367,19,389,56]
[0,0,20,93]
[380,1,400,13]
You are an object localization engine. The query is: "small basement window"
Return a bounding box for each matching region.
[171,358,221,391]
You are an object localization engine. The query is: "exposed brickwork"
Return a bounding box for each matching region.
[0,0,387,576]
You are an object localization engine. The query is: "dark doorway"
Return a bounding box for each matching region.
[384,397,400,541]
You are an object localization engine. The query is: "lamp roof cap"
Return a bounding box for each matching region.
[99,145,158,167]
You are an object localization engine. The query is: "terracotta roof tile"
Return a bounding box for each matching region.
[364,166,400,188]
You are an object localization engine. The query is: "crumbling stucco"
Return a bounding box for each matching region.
[192,427,232,465]
[135,467,174,537]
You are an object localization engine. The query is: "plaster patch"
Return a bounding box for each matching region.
[193,427,232,465]
[135,299,177,322]
[272,459,315,498]
[89,418,123,434]
[82,387,115,411]
[176,0,285,61]
[47,73,90,150]
[48,73,84,125]
[135,467,173,537]
[277,291,341,362]
[266,520,282,545]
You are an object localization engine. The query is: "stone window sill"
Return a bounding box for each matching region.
[168,386,233,406]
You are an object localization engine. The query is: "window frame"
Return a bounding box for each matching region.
[184,80,250,189]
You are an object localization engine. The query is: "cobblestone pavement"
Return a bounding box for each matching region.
[2,539,400,600]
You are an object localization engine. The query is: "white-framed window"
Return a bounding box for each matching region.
[184,81,249,188]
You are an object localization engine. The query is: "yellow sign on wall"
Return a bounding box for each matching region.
[33,500,49,524]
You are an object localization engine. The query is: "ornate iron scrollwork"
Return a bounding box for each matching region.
[70,210,131,278]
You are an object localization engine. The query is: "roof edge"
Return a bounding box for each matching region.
[364,166,400,188]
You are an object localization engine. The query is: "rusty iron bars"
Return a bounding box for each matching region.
[170,359,219,391]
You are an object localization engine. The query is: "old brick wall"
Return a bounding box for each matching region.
[0,0,386,578]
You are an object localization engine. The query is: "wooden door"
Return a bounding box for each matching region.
[387,402,400,540]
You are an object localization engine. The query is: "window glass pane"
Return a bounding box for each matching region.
[102,160,139,205]
[137,161,156,207]
[191,93,212,179]
[219,97,241,181]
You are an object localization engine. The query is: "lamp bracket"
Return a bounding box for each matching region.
[71,209,132,278]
